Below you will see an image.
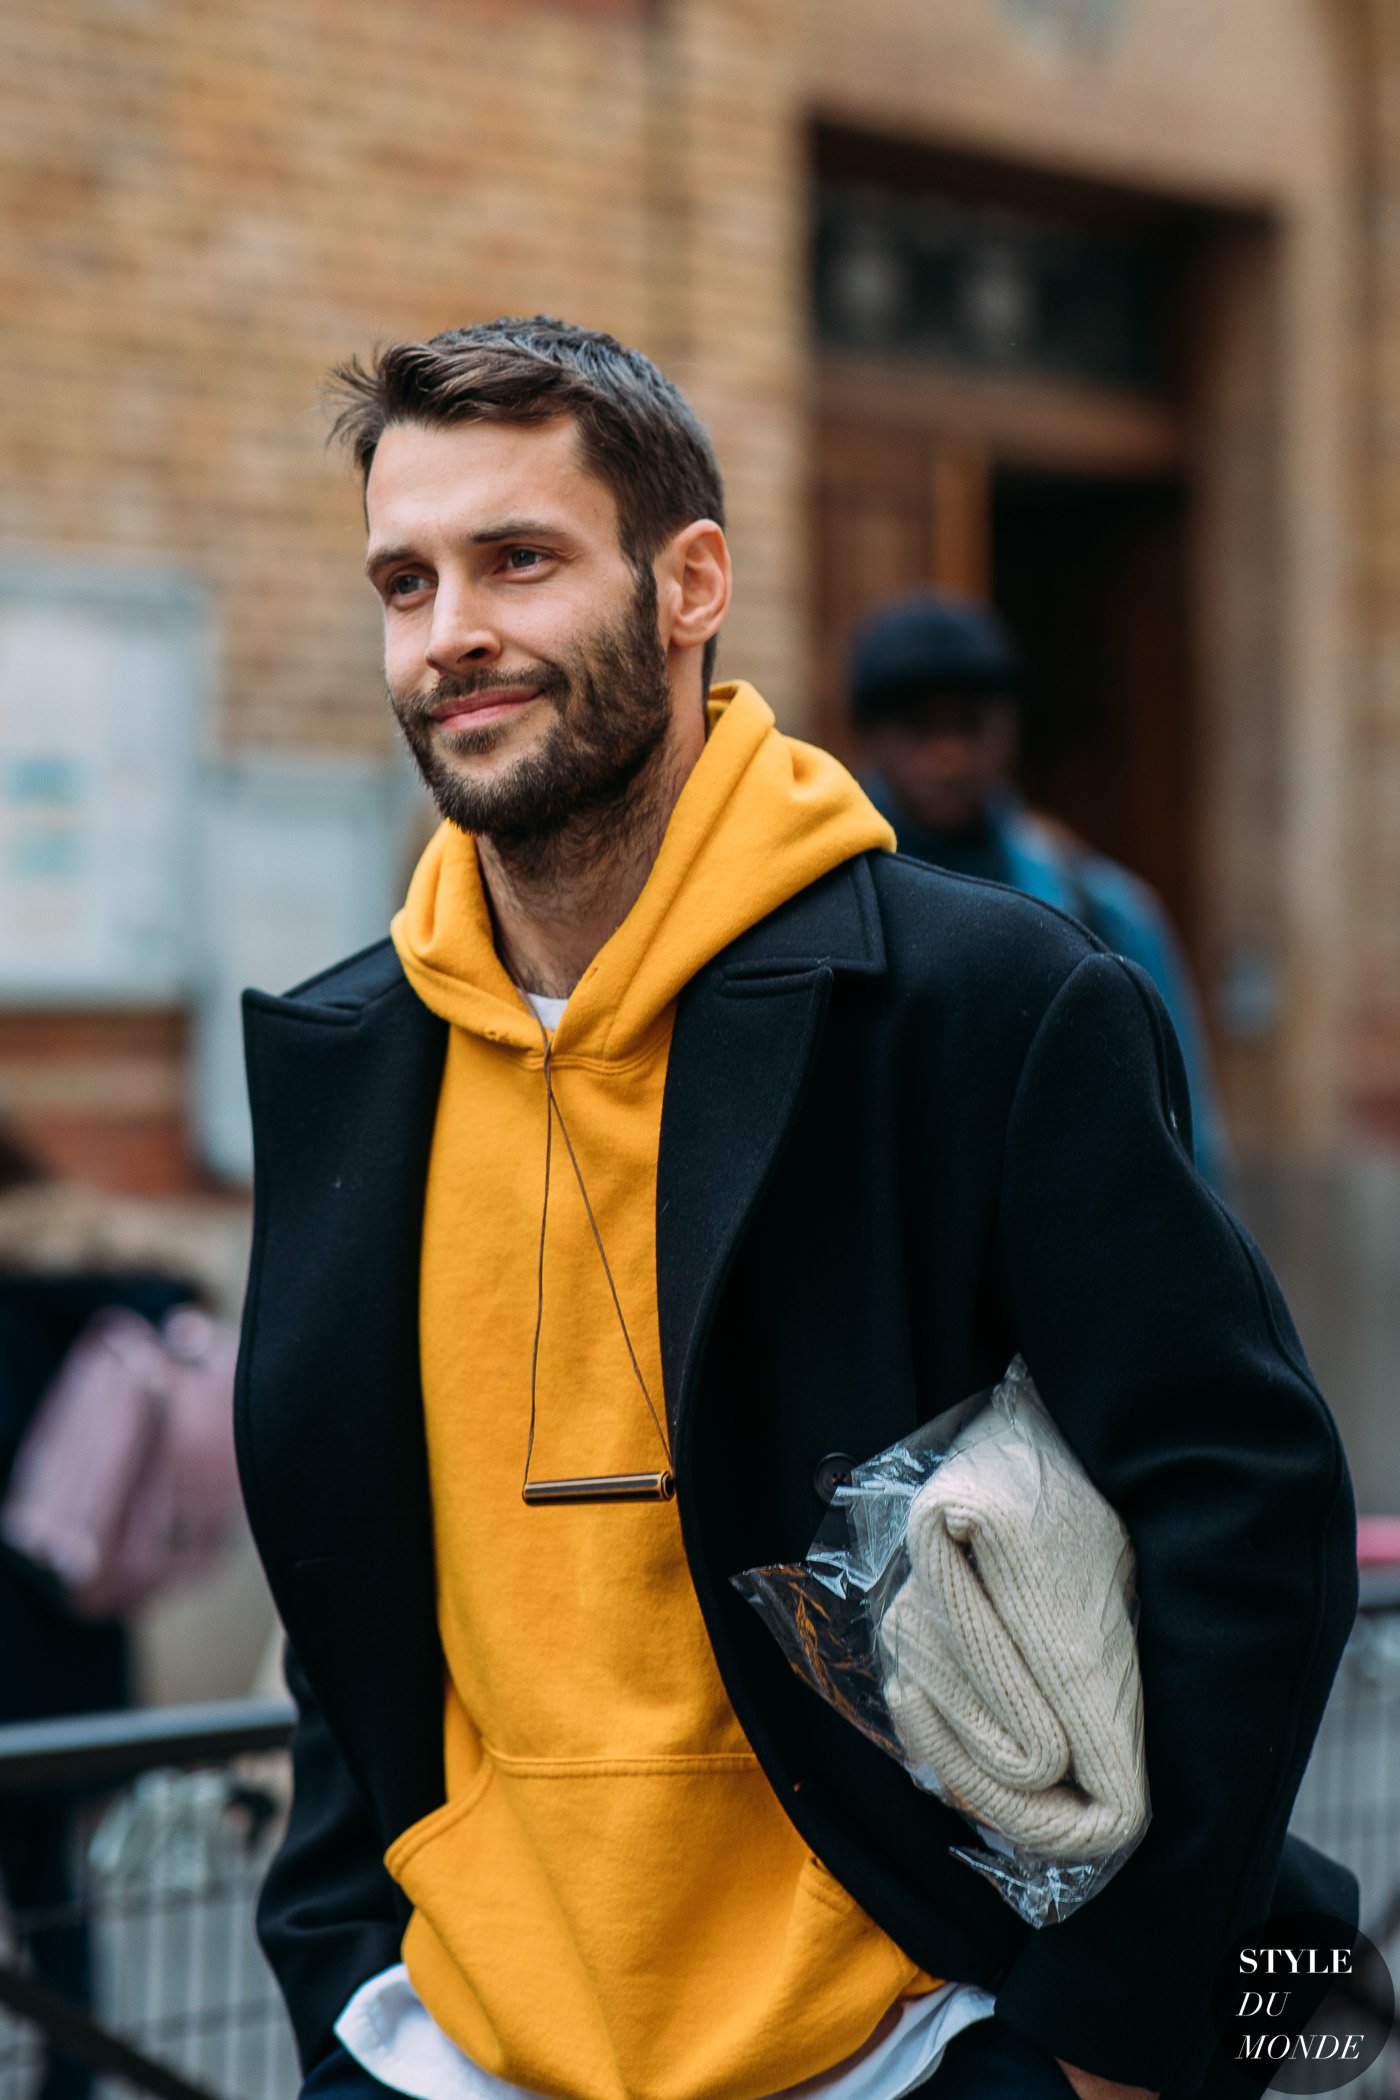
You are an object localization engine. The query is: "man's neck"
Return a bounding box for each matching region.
[479,712,704,1000]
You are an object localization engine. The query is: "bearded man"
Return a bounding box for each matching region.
[234,317,1357,2100]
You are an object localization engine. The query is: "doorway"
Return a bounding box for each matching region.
[992,470,1192,942]
[812,397,1195,943]
[808,130,1238,981]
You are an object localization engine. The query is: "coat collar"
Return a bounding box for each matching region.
[710,851,887,984]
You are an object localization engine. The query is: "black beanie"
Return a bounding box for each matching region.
[849,593,1026,726]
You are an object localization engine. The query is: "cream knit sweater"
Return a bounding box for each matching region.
[878,1370,1148,1864]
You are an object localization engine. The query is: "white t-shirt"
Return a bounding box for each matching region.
[521,990,568,1031]
[336,1965,995,2100]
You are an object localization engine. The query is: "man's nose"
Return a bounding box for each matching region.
[425,582,501,676]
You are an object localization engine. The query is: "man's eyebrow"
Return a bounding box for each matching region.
[364,520,570,577]
[465,516,569,546]
[364,542,416,577]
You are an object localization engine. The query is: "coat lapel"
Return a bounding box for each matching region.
[236,967,449,1835]
[656,855,887,1456]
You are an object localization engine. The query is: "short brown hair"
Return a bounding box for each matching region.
[328,316,726,684]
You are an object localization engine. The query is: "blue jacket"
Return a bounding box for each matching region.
[869,786,1230,1190]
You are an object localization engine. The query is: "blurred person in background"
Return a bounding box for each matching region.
[850,593,1228,1189]
[236,317,1354,2100]
[0,1126,239,2100]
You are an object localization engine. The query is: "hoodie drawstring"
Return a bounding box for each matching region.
[522,1030,675,1506]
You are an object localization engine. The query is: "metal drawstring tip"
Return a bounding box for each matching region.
[523,1470,676,1507]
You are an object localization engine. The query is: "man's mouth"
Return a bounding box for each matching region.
[429,686,540,732]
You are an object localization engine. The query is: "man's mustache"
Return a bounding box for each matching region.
[392,666,571,722]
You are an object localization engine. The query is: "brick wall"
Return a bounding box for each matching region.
[2,0,646,756]
[0,0,803,756]
[0,0,1390,1180]
[0,1011,194,1194]
[0,0,809,1185]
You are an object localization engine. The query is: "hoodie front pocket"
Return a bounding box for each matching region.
[386,1752,928,2100]
[384,1751,494,1882]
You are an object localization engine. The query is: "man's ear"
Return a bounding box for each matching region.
[657,520,731,656]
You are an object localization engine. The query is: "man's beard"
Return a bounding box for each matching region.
[388,568,674,852]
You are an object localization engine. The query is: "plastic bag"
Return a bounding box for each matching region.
[732,1359,1149,1926]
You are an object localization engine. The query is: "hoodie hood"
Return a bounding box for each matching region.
[392,680,894,1059]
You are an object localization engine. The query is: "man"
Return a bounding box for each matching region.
[850,593,1229,1188]
[235,317,1357,2100]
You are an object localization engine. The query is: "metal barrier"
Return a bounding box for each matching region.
[0,1585,1391,2100]
[0,1698,295,2100]
[1280,1572,1400,2099]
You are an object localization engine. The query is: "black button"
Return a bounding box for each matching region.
[813,1452,855,1503]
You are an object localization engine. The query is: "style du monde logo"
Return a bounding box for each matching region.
[1212,1914,1394,2092]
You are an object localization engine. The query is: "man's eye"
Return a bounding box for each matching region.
[389,573,428,598]
[505,548,545,571]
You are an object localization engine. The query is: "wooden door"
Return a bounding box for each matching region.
[812,418,992,764]
[812,390,1195,950]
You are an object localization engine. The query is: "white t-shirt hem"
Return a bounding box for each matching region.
[334,1962,995,2100]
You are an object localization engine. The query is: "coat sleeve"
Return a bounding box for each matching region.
[257,1643,408,2073]
[1080,859,1233,1195]
[990,952,1357,2096]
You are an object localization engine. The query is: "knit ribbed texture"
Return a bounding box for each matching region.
[879,1376,1147,1864]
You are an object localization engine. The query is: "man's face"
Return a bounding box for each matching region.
[365,416,672,843]
[867,691,1019,837]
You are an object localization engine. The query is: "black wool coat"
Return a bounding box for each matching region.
[235,851,1358,2100]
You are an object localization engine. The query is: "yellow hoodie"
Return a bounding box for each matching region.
[389,684,931,2100]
